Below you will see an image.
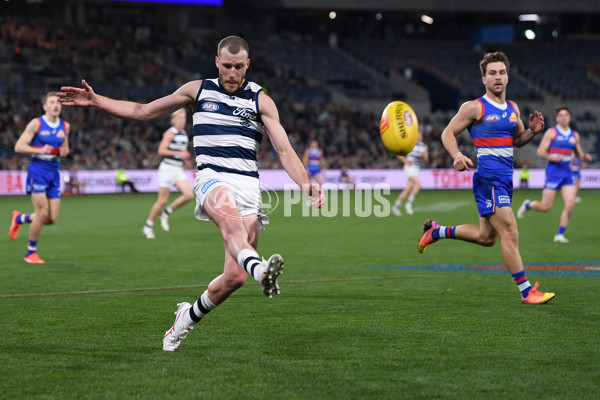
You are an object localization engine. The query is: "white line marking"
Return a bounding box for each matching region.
[0,275,427,299]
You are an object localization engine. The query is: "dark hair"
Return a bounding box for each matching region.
[217,36,249,57]
[479,52,510,76]
[555,106,570,115]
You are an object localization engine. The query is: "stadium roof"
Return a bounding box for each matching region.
[260,0,600,13]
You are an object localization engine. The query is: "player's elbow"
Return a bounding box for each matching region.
[14,143,26,154]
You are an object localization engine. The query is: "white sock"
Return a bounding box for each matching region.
[237,248,265,282]
[145,219,154,228]
[190,290,216,323]
[408,195,415,204]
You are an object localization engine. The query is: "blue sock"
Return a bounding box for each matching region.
[432,226,457,241]
[525,202,531,211]
[512,271,532,297]
[557,226,566,235]
[17,213,32,224]
[26,240,37,257]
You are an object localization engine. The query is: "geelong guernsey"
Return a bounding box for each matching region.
[406,141,426,168]
[193,78,265,179]
[162,127,189,167]
[468,95,517,177]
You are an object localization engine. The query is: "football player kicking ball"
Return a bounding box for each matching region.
[59,36,323,352]
[417,52,554,305]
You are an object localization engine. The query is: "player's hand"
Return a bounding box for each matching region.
[59,146,69,157]
[529,111,545,134]
[305,181,324,208]
[453,154,473,171]
[180,150,192,159]
[58,79,97,107]
[548,155,563,163]
[39,144,52,154]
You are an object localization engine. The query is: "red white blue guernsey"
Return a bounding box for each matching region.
[307,147,321,175]
[26,116,67,198]
[548,126,576,166]
[31,116,67,165]
[544,125,577,190]
[468,96,518,177]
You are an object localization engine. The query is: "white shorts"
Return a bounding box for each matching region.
[193,168,269,231]
[404,164,421,178]
[158,162,188,188]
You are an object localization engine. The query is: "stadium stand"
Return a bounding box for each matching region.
[1,5,599,171]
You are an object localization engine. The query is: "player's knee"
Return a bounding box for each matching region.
[182,192,194,202]
[156,198,168,208]
[223,274,246,291]
[480,237,497,247]
[502,229,519,244]
[564,199,576,210]
[538,204,552,212]
[36,210,49,224]
[45,216,57,225]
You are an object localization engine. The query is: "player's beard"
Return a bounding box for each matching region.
[489,83,505,98]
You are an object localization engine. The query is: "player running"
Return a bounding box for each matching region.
[9,92,70,263]
[417,52,554,305]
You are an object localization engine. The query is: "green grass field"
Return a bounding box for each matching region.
[1,189,599,399]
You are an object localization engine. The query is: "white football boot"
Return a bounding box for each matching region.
[260,254,284,298]
[517,199,530,219]
[163,302,194,352]
[553,234,569,243]
[160,212,170,232]
[142,226,155,239]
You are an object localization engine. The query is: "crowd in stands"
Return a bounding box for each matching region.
[1,11,598,173]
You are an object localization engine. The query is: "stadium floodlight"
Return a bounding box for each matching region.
[519,14,539,22]
[421,15,434,25]
[525,29,536,40]
[329,11,337,20]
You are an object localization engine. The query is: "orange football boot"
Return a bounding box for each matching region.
[24,253,45,264]
[418,220,440,253]
[9,210,21,240]
[521,282,555,304]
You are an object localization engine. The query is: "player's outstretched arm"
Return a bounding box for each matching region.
[260,92,323,207]
[58,79,200,122]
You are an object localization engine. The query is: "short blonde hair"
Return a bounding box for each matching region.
[43,92,58,104]
[171,108,186,118]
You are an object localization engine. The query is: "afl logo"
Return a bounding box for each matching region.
[403,110,414,126]
[202,102,219,112]
[485,114,500,122]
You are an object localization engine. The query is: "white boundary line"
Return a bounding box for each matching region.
[0,275,427,299]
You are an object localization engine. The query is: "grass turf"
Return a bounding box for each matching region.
[1,189,599,399]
